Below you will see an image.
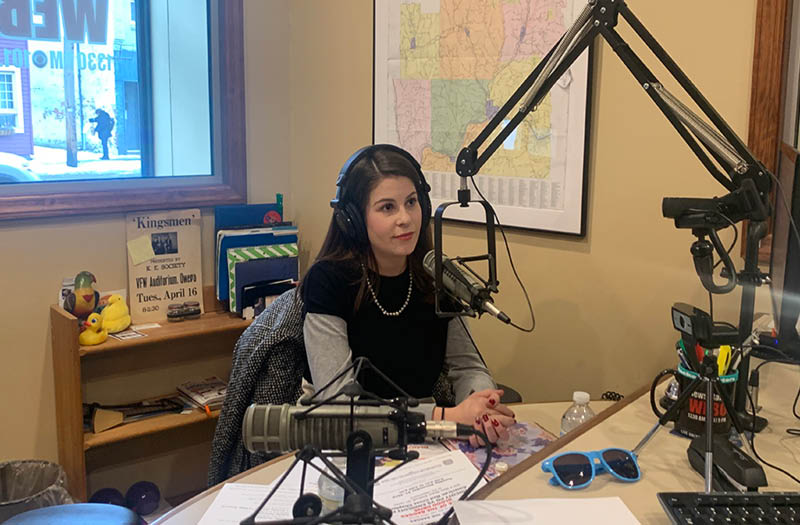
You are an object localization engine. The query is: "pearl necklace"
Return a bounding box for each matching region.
[362,264,413,317]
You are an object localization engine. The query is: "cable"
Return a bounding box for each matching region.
[601,391,624,401]
[744,385,800,485]
[468,176,535,333]
[711,213,738,270]
[435,428,494,525]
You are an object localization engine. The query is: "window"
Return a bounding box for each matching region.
[0,0,246,219]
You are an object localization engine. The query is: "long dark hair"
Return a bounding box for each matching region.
[299,147,433,312]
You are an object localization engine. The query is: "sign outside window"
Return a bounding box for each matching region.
[0,0,142,182]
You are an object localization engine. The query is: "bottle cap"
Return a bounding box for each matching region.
[573,391,590,404]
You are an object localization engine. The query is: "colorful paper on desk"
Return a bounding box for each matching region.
[442,422,556,480]
[454,497,640,525]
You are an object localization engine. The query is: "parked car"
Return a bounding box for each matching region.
[0,152,38,183]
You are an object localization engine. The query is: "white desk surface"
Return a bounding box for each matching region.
[156,365,799,524]
[480,363,800,524]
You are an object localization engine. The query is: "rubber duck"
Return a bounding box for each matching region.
[64,271,99,320]
[100,294,131,334]
[79,313,108,346]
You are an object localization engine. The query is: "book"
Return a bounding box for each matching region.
[442,422,556,480]
[177,377,228,411]
[83,394,188,433]
[126,209,204,324]
[214,200,284,231]
[215,227,299,301]
[241,280,297,320]
[227,244,299,313]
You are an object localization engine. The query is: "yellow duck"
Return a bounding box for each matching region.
[100,294,131,334]
[79,313,108,346]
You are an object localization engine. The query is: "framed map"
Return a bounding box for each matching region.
[374,0,592,235]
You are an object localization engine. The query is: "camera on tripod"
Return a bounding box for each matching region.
[671,303,738,358]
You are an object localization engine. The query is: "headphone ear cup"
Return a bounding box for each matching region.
[336,201,367,246]
[333,207,354,242]
[345,202,368,245]
[418,182,432,230]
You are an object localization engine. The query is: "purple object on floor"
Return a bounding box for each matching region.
[88,488,125,507]
[125,481,160,516]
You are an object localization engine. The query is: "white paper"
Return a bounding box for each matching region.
[454,497,641,525]
[198,446,480,525]
[373,450,485,525]
[198,460,323,524]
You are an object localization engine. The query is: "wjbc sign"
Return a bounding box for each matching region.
[0,0,109,44]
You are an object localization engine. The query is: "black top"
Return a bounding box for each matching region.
[302,259,448,399]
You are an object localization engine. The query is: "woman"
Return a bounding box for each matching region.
[300,144,515,446]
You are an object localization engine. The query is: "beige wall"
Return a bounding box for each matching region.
[287,0,767,403]
[0,0,770,489]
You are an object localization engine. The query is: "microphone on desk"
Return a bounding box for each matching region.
[422,250,511,324]
[242,403,473,453]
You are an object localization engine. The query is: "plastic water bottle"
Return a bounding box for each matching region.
[560,391,595,435]
[317,465,345,513]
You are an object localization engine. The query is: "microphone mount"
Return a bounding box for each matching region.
[446,0,778,424]
[240,357,423,525]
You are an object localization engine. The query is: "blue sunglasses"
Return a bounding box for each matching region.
[542,448,641,489]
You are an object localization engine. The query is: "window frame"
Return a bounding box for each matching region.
[747,0,793,261]
[0,0,246,221]
[0,68,22,134]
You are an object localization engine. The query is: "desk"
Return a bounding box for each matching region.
[154,400,613,524]
[156,365,798,524]
[478,363,800,523]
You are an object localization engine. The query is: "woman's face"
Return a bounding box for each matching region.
[365,175,421,275]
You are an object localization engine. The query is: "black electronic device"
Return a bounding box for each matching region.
[657,491,800,524]
[686,434,767,492]
[766,144,800,363]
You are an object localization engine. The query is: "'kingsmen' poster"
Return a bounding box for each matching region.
[126,209,204,323]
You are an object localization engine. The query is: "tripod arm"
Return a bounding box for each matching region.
[457,0,772,203]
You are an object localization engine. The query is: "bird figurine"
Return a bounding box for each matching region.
[100,294,131,334]
[79,313,108,346]
[64,271,99,320]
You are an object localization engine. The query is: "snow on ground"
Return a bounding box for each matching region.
[30,145,141,180]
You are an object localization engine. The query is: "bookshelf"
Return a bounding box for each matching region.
[50,286,249,501]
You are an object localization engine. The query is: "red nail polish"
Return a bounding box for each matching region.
[489,398,496,406]
[483,414,489,422]
[476,418,481,424]
[492,419,499,427]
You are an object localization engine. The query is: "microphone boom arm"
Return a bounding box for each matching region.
[456,0,772,201]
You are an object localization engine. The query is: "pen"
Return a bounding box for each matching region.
[675,342,691,369]
[716,345,732,376]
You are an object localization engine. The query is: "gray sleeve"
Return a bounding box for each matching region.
[445,318,496,403]
[303,313,357,399]
[304,312,438,420]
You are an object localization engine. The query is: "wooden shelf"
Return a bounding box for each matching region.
[84,409,221,450]
[50,285,249,501]
[77,311,250,357]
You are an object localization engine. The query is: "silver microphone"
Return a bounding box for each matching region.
[242,403,470,453]
[423,250,511,324]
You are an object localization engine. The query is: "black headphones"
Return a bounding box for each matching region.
[330,144,432,246]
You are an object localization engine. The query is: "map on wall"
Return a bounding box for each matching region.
[374,0,591,234]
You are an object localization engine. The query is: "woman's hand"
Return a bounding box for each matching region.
[446,389,516,447]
